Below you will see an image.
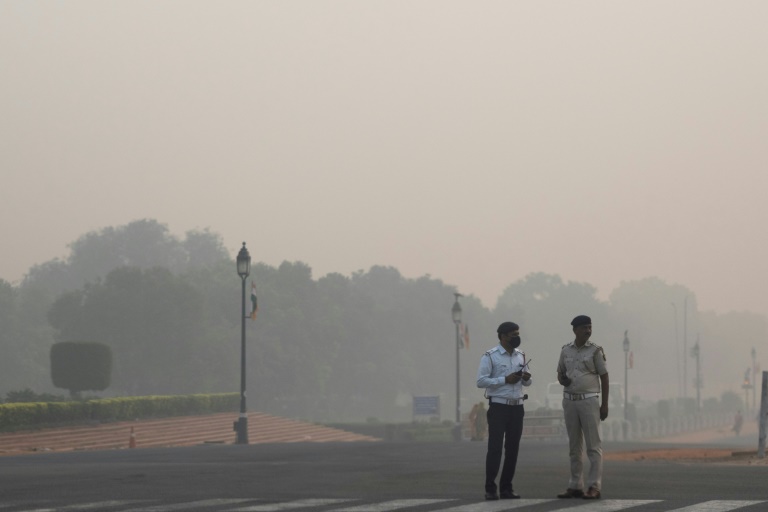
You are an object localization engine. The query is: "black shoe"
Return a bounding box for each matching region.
[499,491,520,499]
[484,491,499,501]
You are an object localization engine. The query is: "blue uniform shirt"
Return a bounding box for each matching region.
[476,344,533,400]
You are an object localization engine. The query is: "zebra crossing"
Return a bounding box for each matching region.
[0,498,765,512]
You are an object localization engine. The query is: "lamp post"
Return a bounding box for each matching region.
[451,293,463,426]
[671,302,681,397]
[691,338,701,411]
[235,242,251,444]
[683,296,688,400]
[752,347,757,411]
[758,370,767,459]
[623,331,629,422]
[743,368,753,415]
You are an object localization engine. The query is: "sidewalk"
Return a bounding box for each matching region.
[0,412,380,456]
[651,418,758,444]
[607,420,766,465]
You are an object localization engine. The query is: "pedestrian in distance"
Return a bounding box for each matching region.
[556,315,609,500]
[732,410,743,436]
[474,401,487,441]
[468,402,487,441]
[468,403,480,441]
[476,321,532,501]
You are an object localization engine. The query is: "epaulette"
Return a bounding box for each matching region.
[514,348,526,356]
[594,343,607,361]
[484,346,500,357]
[561,343,571,349]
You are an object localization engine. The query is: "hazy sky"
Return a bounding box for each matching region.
[3,2,767,318]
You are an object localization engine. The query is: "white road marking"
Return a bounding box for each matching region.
[9,498,768,512]
[57,501,149,510]
[330,499,454,512]
[433,499,554,511]
[119,498,254,511]
[227,499,356,512]
[666,500,767,512]
[552,500,661,511]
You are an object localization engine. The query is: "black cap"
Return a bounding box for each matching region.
[571,315,592,327]
[497,321,520,334]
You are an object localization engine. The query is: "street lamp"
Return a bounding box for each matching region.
[752,347,757,411]
[691,339,701,411]
[742,367,753,415]
[623,331,629,422]
[683,296,688,400]
[451,293,463,426]
[235,242,251,444]
[671,302,681,397]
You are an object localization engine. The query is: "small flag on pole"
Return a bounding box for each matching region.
[457,323,469,349]
[250,281,258,320]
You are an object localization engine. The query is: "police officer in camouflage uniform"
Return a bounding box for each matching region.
[556,315,608,500]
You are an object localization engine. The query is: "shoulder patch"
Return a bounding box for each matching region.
[484,347,500,356]
[594,345,606,361]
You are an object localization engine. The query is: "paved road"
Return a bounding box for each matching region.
[0,439,766,511]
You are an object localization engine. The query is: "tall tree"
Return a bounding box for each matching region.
[699,310,766,400]
[0,280,54,395]
[608,277,696,401]
[495,272,608,402]
[24,219,230,297]
[48,267,207,395]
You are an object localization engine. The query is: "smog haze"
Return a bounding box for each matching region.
[3,1,768,317]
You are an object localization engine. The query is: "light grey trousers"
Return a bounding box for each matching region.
[562,396,602,491]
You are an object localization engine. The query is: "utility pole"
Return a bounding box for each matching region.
[683,296,688,400]
[743,368,753,415]
[752,347,758,411]
[671,302,681,398]
[758,371,766,459]
[622,330,630,441]
[623,331,629,420]
[691,335,701,411]
[451,293,463,428]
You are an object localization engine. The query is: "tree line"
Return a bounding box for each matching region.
[0,219,764,421]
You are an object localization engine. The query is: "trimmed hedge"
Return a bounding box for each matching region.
[0,393,239,431]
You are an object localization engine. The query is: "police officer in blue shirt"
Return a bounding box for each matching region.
[476,321,532,500]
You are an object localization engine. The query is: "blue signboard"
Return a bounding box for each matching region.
[413,396,440,416]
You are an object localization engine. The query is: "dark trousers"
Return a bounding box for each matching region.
[485,402,525,493]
